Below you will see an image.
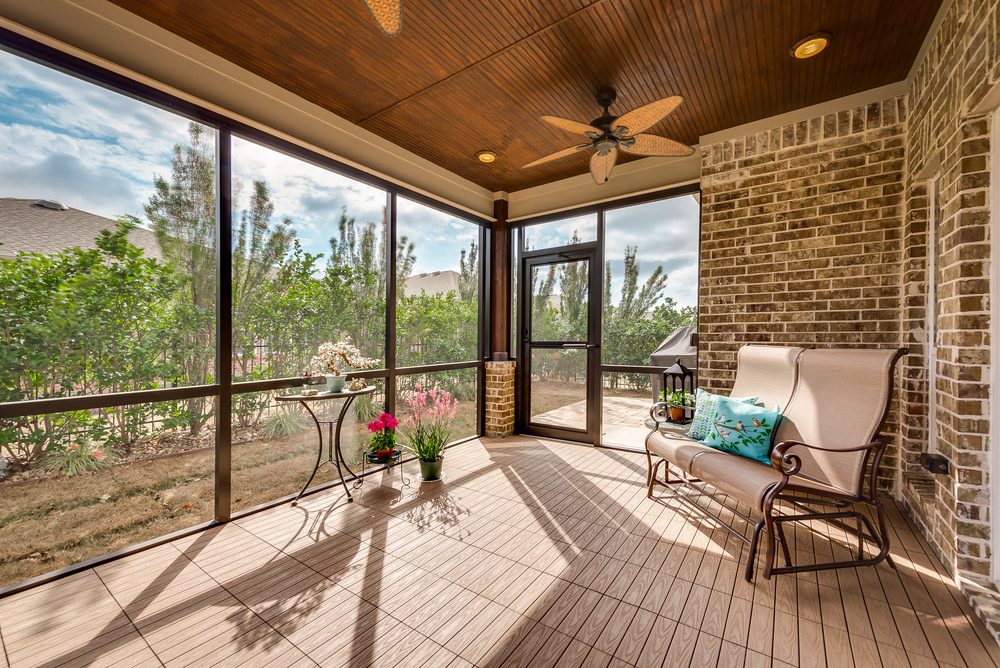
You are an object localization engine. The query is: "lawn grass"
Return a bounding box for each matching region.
[0,390,481,588]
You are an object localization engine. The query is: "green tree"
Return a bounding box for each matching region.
[328,207,414,364]
[144,123,217,435]
[231,179,296,377]
[458,241,478,305]
[0,221,178,460]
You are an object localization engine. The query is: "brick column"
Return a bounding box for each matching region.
[485,361,515,438]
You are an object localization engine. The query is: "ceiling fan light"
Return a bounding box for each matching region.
[362,0,403,36]
[791,32,831,59]
[477,150,497,163]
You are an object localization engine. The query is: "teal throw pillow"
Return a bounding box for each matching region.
[699,394,782,464]
[686,389,759,441]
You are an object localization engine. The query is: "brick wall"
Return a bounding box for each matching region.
[903,0,997,589]
[485,361,515,438]
[696,0,1000,639]
[699,98,907,491]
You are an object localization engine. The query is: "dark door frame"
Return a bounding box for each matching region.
[517,243,602,443]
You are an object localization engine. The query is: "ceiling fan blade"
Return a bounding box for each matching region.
[540,116,602,137]
[522,144,590,169]
[620,134,695,157]
[612,95,683,135]
[362,0,403,36]
[590,147,617,184]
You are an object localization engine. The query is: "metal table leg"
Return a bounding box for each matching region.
[291,395,359,506]
[292,400,331,506]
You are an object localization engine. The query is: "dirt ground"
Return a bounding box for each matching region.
[0,398,479,589]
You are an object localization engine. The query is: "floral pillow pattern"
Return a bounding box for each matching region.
[699,394,782,464]
[686,389,759,441]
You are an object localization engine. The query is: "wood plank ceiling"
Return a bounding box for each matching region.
[107,0,942,193]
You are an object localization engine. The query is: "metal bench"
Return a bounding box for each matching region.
[646,345,906,582]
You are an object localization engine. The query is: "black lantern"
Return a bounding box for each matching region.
[662,358,695,423]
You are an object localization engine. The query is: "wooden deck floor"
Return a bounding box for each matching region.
[1,436,998,668]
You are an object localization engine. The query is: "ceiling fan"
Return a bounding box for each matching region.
[523,90,694,184]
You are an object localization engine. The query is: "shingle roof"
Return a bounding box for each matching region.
[0,198,163,262]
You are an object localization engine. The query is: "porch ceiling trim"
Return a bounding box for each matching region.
[0,0,495,219]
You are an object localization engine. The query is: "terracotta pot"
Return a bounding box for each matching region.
[375,449,395,459]
[668,406,686,421]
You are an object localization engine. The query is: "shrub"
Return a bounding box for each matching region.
[260,407,309,439]
[45,440,118,477]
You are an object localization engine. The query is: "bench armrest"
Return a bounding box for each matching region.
[648,402,673,425]
[769,439,889,494]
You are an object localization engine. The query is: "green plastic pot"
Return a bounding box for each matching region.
[419,459,443,481]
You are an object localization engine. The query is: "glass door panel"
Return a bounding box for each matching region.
[521,249,599,442]
[530,348,588,430]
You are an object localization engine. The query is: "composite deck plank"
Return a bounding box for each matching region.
[0,437,996,667]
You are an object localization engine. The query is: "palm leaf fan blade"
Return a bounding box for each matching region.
[362,0,402,36]
[522,144,589,169]
[540,115,602,136]
[590,148,617,184]
[612,95,683,135]
[621,134,694,157]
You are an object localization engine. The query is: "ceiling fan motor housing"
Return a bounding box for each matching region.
[594,136,618,155]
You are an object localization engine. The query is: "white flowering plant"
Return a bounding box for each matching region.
[308,337,379,376]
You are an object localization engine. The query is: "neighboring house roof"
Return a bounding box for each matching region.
[403,269,459,297]
[0,198,163,262]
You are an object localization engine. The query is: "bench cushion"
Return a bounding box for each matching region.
[645,430,716,475]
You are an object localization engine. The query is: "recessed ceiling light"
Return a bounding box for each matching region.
[477,151,497,163]
[791,32,831,59]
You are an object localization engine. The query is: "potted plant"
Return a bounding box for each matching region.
[366,413,399,460]
[660,388,695,422]
[400,384,459,481]
[308,336,378,392]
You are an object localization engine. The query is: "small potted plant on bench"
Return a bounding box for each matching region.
[659,388,695,422]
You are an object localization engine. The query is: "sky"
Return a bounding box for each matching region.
[522,197,700,309]
[0,48,477,276]
[0,47,697,305]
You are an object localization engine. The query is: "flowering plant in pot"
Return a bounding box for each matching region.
[308,336,378,392]
[400,384,459,481]
[660,389,695,422]
[366,413,399,459]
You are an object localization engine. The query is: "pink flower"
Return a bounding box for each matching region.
[366,421,382,433]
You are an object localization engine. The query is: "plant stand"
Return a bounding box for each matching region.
[352,449,410,490]
[276,385,376,506]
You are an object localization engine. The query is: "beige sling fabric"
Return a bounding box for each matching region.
[690,452,858,512]
[729,346,805,412]
[772,348,898,495]
[646,431,716,474]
